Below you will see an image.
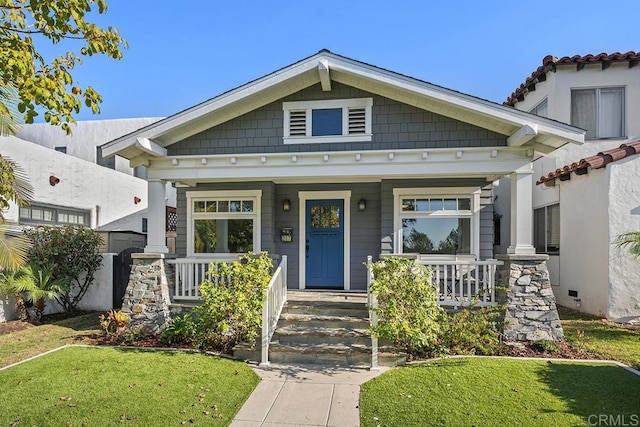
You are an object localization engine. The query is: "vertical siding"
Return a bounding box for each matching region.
[380,179,494,258]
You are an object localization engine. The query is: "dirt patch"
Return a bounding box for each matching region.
[0,320,34,335]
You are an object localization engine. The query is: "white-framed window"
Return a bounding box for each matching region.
[529,98,548,117]
[186,190,261,257]
[19,204,90,226]
[283,98,373,144]
[393,188,481,255]
[534,204,559,254]
[571,87,625,139]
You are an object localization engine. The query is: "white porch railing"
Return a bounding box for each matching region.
[366,255,379,370]
[168,257,238,300]
[416,257,503,308]
[260,255,288,367]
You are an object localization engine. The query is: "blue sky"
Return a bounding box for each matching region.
[43,0,639,121]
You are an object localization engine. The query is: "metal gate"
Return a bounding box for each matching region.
[113,247,144,309]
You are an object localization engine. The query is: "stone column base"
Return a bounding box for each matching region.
[121,253,175,333]
[496,254,564,342]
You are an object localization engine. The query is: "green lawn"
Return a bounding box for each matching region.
[559,306,640,369]
[0,312,101,368]
[0,346,259,426]
[360,358,640,427]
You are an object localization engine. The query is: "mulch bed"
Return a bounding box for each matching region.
[0,320,34,335]
[504,340,603,361]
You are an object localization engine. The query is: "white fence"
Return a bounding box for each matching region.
[168,257,238,300]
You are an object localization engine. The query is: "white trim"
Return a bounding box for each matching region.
[393,187,481,256]
[298,190,351,290]
[147,147,533,183]
[186,189,262,257]
[283,98,373,145]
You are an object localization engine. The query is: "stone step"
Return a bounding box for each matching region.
[278,313,370,329]
[273,325,371,346]
[266,342,405,367]
[282,301,369,317]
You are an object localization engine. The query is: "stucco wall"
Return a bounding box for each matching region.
[17,118,162,175]
[556,166,610,316]
[168,82,508,156]
[0,136,149,233]
[607,157,640,321]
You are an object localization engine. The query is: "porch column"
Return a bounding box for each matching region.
[507,167,536,255]
[145,179,168,254]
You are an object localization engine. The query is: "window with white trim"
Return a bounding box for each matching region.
[529,98,548,117]
[187,190,261,256]
[395,189,479,256]
[19,204,89,226]
[534,204,559,254]
[571,87,625,139]
[283,98,373,144]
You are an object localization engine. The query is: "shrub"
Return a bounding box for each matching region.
[532,339,560,353]
[25,225,103,314]
[369,257,445,355]
[193,252,273,352]
[439,305,504,356]
[99,310,129,336]
[160,314,196,345]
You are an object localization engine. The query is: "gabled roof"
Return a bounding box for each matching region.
[537,141,640,185]
[102,50,585,162]
[505,51,640,107]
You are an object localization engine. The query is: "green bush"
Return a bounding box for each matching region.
[193,252,273,352]
[160,314,196,345]
[25,226,103,314]
[532,339,560,353]
[369,257,445,355]
[439,305,504,356]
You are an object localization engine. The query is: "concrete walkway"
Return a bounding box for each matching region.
[231,364,388,427]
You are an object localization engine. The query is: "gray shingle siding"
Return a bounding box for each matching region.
[168,82,507,156]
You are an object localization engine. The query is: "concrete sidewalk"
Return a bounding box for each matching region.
[231,364,388,427]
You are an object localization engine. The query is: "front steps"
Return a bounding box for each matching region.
[234,291,405,367]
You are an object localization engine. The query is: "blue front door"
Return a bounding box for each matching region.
[305,199,344,288]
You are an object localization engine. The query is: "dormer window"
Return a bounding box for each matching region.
[283,98,373,144]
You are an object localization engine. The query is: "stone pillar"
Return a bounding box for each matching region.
[497,254,564,341]
[145,179,168,254]
[507,168,536,255]
[121,253,174,333]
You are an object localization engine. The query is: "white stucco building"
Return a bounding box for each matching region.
[497,52,640,322]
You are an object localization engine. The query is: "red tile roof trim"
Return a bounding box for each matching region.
[536,141,640,185]
[505,51,640,106]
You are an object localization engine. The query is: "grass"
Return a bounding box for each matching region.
[360,357,640,427]
[558,306,640,369]
[0,312,101,368]
[0,346,259,426]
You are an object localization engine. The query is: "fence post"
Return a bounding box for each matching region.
[260,290,269,367]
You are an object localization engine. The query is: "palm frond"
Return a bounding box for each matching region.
[614,231,640,258]
[0,84,23,137]
[0,155,34,205]
[0,222,32,271]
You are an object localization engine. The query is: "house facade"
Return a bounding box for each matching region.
[500,52,640,321]
[102,50,583,310]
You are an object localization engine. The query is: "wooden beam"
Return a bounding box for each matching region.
[527,83,536,92]
[507,124,538,147]
[559,173,571,182]
[318,59,331,91]
[533,143,557,155]
[602,61,611,70]
[538,73,547,82]
[630,59,639,69]
[577,63,585,71]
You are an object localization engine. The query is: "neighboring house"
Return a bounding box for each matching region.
[499,51,640,322]
[102,50,583,297]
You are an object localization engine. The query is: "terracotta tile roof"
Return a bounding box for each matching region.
[505,51,640,106]
[536,141,640,185]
